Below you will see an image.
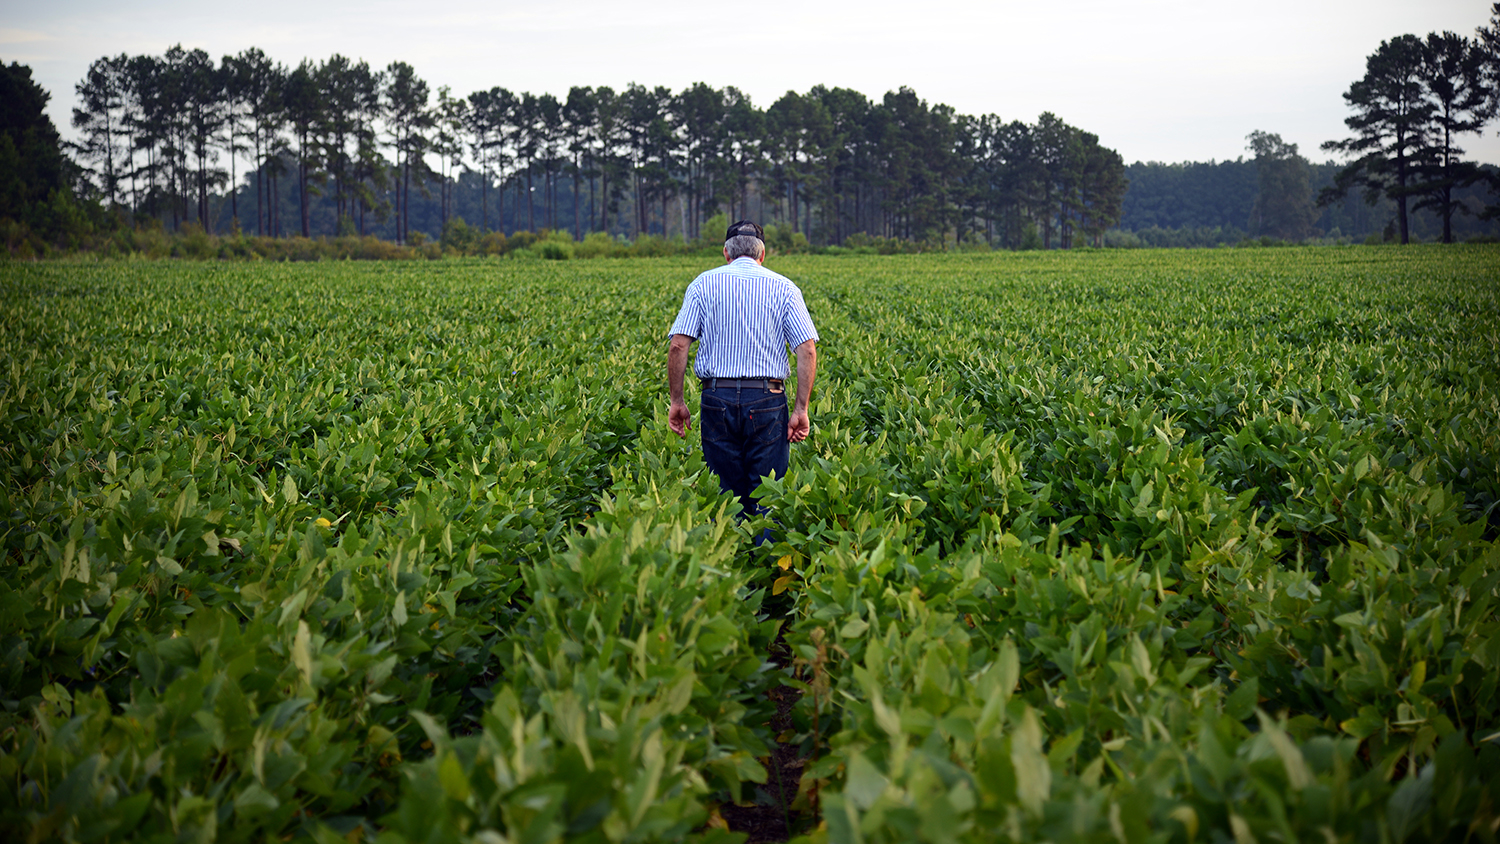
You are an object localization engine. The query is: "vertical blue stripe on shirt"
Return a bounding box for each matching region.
[668,257,819,379]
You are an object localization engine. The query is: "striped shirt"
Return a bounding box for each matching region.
[668,257,819,380]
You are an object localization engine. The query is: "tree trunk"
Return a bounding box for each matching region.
[1441,128,1454,244]
[599,168,608,234]
[1395,137,1410,244]
[299,157,309,238]
[634,166,643,237]
[1442,183,1453,243]
[200,162,209,232]
[271,167,279,237]
[229,126,238,230]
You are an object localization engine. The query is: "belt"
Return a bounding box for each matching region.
[700,377,784,391]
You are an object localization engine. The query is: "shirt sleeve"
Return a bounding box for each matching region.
[668,283,702,339]
[782,285,819,349]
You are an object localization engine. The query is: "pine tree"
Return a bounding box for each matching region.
[1321,35,1433,244]
[71,54,129,207]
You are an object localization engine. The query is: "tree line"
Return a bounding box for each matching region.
[1116,141,1499,247]
[67,49,1127,248]
[1320,5,1500,243]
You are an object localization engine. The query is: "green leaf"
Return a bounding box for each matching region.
[839,618,869,639]
[234,783,280,818]
[392,590,408,628]
[844,752,889,810]
[1011,707,1050,816]
[1130,635,1155,688]
[872,692,902,738]
[664,672,694,715]
[1225,677,1258,721]
[410,710,448,748]
[292,620,312,687]
[1340,706,1385,740]
[1229,813,1258,844]
[1257,711,1312,790]
[1168,806,1199,842]
[627,731,665,828]
[438,752,471,801]
[1387,764,1434,843]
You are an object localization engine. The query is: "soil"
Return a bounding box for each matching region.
[719,625,809,842]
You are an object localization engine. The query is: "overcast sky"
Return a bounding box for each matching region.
[4,0,1497,167]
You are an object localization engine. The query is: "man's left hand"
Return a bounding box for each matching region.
[669,400,692,437]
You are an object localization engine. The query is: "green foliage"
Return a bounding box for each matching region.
[0,61,105,257]
[1,247,1497,842]
[574,232,619,259]
[440,217,478,253]
[0,62,73,221]
[1247,131,1316,241]
[764,225,812,255]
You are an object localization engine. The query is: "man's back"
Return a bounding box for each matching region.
[672,257,816,380]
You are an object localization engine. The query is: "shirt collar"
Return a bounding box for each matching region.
[729,257,760,267]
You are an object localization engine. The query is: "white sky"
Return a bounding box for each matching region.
[4,0,1498,166]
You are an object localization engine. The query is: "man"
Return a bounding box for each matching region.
[666,220,818,517]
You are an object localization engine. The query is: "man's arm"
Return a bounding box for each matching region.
[667,334,694,437]
[788,339,816,443]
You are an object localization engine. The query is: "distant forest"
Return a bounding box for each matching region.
[118,138,1500,251]
[1117,159,1500,247]
[67,48,1128,250]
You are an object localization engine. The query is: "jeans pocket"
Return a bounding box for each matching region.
[700,397,732,446]
[748,401,787,445]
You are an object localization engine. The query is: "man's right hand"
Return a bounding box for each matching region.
[669,400,692,437]
[667,335,693,437]
[788,339,816,444]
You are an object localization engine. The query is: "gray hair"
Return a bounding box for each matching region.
[724,234,765,261]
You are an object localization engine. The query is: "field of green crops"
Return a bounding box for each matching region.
[2,246,1498,844]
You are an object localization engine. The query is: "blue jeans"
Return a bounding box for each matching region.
[700,384,789,517]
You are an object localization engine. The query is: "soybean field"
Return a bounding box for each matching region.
[2,246,1498,843]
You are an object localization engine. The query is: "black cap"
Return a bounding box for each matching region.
[725,220,764,242]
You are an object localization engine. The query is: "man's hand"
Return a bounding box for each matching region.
[669,400,692,437]
[788,339,817,443]
[787,408,810,443]
[667,334,694,438]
